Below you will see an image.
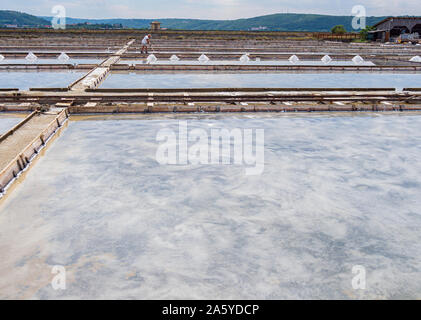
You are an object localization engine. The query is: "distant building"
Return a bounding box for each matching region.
[250,26,268,31]
[150,21,161,31]
[371,17,421,42]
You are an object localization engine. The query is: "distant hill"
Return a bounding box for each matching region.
[41,13,389,31]
[0,10,49,27]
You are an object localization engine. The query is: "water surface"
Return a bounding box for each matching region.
[0,114,23,134]
[118,60,375,66]
[101,72,421,89]
[0,113,420,299]
[0,71,85,90]
[0,59,103,65]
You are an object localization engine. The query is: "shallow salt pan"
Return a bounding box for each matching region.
[0,58,103,65]
[0,115,23,134]
[0,71,85,90]
[101,72,421,89]
[118,60,376,66]
[0,113,420,299]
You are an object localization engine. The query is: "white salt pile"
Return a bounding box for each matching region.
[25,52,38,62]
[321,55,332,64]
[239,54,250,63]
[352,55,364,65]
[146,54,158,64]
[58,52,70,62]
[198,54,210,63]
[409,56,421,63]
[289,55,300,64]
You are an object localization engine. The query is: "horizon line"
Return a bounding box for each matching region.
[1,9,413,22]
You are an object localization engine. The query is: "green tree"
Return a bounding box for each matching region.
[359,26,375,41]
[331,25,346,34]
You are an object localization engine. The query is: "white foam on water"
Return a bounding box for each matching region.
[0,54,4,62]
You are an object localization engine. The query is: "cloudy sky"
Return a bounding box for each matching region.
[2,0,420,19]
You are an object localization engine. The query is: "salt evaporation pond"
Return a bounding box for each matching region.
[0,114,24,134]
[0,58,103,65]
[0,71,85,90]
[118,60,375,66]
[0,113,420,299]
[101,72,421,89]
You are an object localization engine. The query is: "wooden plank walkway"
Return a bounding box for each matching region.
[0,109,68,193]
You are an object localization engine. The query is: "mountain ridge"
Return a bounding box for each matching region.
[41,13,389,31]
[0,10,394,31]
[0,10,49,27]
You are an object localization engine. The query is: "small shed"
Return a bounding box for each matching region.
[371,17,421,42]
[150,21,161,31]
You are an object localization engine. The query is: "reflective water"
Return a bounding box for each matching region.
[0,71,85,90]
[0,59,103,65]
[0,113,420,299]
[0,115,23,134]
[101,72,421,89]
[0,50,115,53]
[118,60,375,66]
